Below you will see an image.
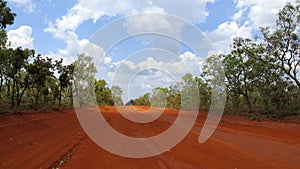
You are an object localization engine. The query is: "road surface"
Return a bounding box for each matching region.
[0,106,299,169]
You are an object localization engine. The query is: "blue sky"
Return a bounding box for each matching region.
[5,0,294,101]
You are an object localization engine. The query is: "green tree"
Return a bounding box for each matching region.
[195,76,210,111]
[150,87,168,108]
[167,83,181,109]
[56,60,74,107]
[111,85,123,106]
[94,79,113,106]
[0,31,8,92]
[73,54,97,107]
[222,38,266,112]
[181,73,199,110]
[131,93,151,106]
[0,0,16,29]
[259,3,300,89]
[27,54,55,108]
[6,47,34,107]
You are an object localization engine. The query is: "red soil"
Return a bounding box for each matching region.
[0,106,299,169]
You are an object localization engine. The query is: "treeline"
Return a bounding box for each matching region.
[129,3,300,119]
[72,54,123,108]
[126,73,210,111]
[0,1,122,112]
[0,49,122,112]
[0,0,299,119]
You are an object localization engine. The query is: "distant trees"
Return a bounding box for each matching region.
[94,79,113,106]
[200,2,300,117]
[0,1,127,111]
[129,93,151,106]
[128,73,206,111]
[0,50,123,110]
[111,85,123,106]
[0,1,298,119]
[128,3,300,118]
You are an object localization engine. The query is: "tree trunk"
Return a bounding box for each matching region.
[11,80,15,107]
[244,90,252,112]
[69,87,73,106]
[6,78,10,97]
[35,89,40,110]
[17,85,28,106]
[44,94,47,105]
[58,86,62,108]
[0,77,3,92]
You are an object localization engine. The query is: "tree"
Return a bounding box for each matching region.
[259,3,300,89]
[6,47,34,107]
[0,30,7,92]
[111,85,123,106]
[0,0,15,103]
[56,60,74,107]
[167,83,181,109]
[73,54,97,107]
[94,79,114,106]
[131,93,151,106]
[0,0,16,29]
[181,73,199,110]
[195,76,210,111]
[222,38,267,112]
[27,54,55,108]
[150,87,168,108]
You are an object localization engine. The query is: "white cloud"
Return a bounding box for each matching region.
[46,0,215,34]
[7,0,36,12]
[204,0,296,54]
[98,51,204,101]
[179,51,204,75]
[7,25,34,49]
[205,21,252,53]
[234,0,297,29]
[44,0,216,66]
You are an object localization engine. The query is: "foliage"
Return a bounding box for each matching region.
[0,0,16,29]
[0,1,299,120]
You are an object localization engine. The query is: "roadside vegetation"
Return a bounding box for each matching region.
[0,0,120,113]
[0,1,299,120]
[129,3,300,120]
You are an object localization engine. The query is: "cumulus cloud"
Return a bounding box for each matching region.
[43,0,296,100]
[98,51,204,101]
[7,0,36,12]
[205,21,252,53]
[7,25,34,49]
[44,0,216,63]
[46,0,215,34]
[204,0,296,54]
[234,0,292,29]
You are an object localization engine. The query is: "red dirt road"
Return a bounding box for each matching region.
[0,106,299,169]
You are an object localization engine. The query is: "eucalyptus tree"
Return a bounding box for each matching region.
[94,79,114,106]
[195,76,210,111]
[0,0,16,29]
[222,38,268,112]
[259,3,300,89]
[73,54,97,107]
[0,30,7,93]
[111,85,123,106]
[150,87,168,108]
[6,47,34,107]
[56,59,74,107]
[27,54,55,108]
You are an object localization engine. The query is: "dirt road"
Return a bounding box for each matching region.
[0,106,299,169]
